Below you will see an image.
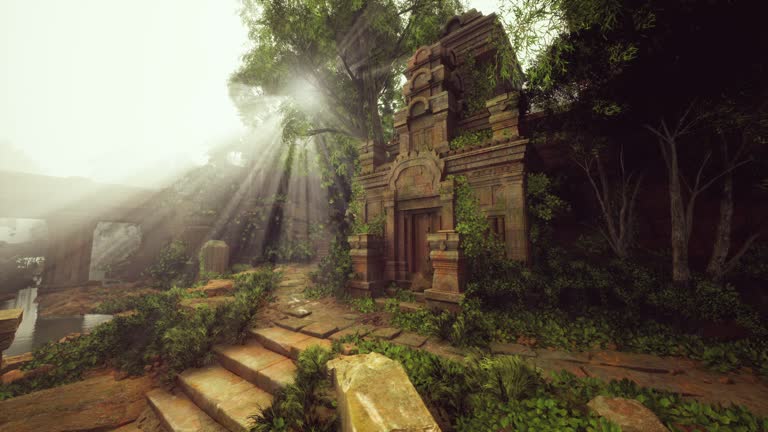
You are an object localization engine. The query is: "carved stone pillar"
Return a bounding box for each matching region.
[487,92,520,140]
[439,178,457,230]
[504,177,529,262]
[347,234,385,298]
[383,191,398,282]
[424,230,465,311]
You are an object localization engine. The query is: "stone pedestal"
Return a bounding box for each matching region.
[0,308,23,366]
[347,234,385,298]
[199,240,229,275]
[424,230,465,311]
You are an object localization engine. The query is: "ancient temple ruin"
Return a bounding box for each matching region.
[348,10,528,308]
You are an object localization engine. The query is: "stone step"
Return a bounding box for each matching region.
[146,388,227,432]
[214,344,296,394]
[249,326,332,360]
[178,365,273,432]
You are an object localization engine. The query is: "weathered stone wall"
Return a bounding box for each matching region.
[350,10,528,306]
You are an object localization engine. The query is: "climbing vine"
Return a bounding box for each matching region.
[449,128,493,150]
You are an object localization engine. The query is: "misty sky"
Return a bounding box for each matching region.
[0,0,502,188]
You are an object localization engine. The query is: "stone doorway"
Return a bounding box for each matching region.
[405,209,440,282]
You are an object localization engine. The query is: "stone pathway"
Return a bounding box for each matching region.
[265,264,768,418]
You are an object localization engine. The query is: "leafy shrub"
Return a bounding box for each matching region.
[93,295,148,314]
[0,268,278,399]
[146,240,190,289]
[265,239,315,262]
[251,345,337,432]
[448,129,493,150]
[350,297,375,313]
[307,237,352,298]
[351,212,385,236]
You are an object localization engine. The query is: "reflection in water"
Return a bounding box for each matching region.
[1,287,112,356]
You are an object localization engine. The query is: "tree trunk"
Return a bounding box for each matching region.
[667,146,691,287]
[363,66,385,147]
[706,170,733,280]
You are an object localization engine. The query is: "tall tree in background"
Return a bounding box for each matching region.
[232,0,462,147]
[504,0,767,286]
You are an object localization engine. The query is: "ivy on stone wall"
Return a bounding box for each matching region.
[449,128,493,150]
[453,175,504,260]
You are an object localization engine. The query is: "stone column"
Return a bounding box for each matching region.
[424,230,466,311]
[42,217,96,289]
[347,234,385,298]
[383,191,398,282]
[504,177,529,262]
[439,178,457,230]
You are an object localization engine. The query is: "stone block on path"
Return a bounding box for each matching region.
[301,321,339,339]
[329,325,374,341]
[275,317,314,332]
[587,396,669,432]
[392,332,428,348]
[370,327,402,340]
[327,353,440,432]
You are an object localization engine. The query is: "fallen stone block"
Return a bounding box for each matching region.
[187,279,235,298]
[371,327,402,340]
[587,396,668,432]
[328,353,441,432]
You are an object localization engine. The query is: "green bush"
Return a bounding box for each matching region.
[251,345,337,432]
[448,129,493,150]
[0,268,278,399]
[350,338,767,431]
[307,237,352,298]
[146,240,190,289]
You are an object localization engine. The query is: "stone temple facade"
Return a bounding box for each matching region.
[348,11,528,309]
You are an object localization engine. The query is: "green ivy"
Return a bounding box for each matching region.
[0,268,279,399]
[448,128,493,150]
[145,240,190,290]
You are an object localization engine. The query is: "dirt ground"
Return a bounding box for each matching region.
[36,283,159,317]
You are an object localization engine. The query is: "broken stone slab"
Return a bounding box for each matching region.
[301,321,340,339]
[0,352,33,374]
[370,327,402,340]
[490,342,536,358]
[327,353,441,432]
[392,332,428,348]
[329,325,374,341]
[282,306,312,318]
[275,317,314,332]
[187,279,234,298]
[341,313,360,321]
[587,396,669,432]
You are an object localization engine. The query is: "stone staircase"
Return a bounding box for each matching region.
[146,326,331,432]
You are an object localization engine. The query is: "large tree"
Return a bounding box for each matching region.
[232,0,463,147]
[506,0,768,286]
